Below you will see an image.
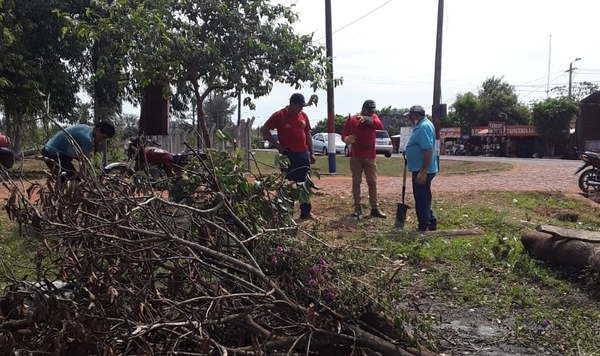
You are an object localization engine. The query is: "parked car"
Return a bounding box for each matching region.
[343,130,394,157]
[375,130,393,157]
[263,133,278,149]
[312,133,345,155]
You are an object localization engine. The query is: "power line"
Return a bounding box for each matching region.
[314,0,393,42]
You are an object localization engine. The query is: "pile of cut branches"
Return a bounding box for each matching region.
[0,150,434,355]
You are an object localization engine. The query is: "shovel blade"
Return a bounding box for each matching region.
[395,203,409,228]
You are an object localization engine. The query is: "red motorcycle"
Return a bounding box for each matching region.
[0,132,15,170]
[104,137,193,182]
[575,151,600,193]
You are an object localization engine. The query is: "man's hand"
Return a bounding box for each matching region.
[309,153,316,164]
[359,115,373,126]
[417,168,428,185]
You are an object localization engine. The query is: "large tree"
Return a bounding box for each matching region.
[446,92,482,130]
[532,97,578,156]
[478,76,531,125]
[75,0,332,148]
[311,114,347,135]
[377,106,409,136]
[203,93,236,131]
[447,77,532,132]
[0,0,85,152]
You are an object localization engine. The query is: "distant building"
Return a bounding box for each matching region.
[577,91,600,152]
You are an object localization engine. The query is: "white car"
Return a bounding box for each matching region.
[375,130,393,157]
[263,133,278,149]
[343,130,394,157]
[312,133,345,155]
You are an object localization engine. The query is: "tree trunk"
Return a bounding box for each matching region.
[193,86,213,149]
[92,39,122,124]
[5,109,25,155]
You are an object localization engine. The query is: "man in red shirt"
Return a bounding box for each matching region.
[342,100,386,218]
[261,93,316,220]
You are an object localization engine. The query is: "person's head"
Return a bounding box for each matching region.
[408,105,426,123]
[288,93,306,115]
[361,99,377,116]
[93,121,116,143]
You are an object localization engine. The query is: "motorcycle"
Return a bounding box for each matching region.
[104,137,194,184]
[0,133,15,170]
[575,151,600,193]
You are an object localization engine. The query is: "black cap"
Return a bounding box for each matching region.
[409,105,426,116]
[362,100,376,110]
[289,93,306,106]
[95,120,116,138]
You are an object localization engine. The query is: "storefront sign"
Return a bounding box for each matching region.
[471,126,488,136]
[488,121,505,135]
[440,127,461,139]
[505,125,537,137]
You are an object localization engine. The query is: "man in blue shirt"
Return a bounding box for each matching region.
[405,105,439,231]
[42,121,115,180]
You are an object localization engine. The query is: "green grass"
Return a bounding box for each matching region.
[314,191,600,355]
[0,214,37,288]
[251,151,513,177]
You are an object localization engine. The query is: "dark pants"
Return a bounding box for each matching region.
[285,151,311,217]
[42,147,76,180]
[412,172,437,231]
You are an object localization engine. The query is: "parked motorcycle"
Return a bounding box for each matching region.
[0,132,15,170]
[104,137,194,183]
[575,151,600,193]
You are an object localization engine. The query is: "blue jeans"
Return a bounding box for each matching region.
[285,151,310,183]
[411,172,437,231]
[285,151,311,217]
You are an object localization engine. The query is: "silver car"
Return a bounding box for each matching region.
[312,133,345,155]
[375,130,393,157]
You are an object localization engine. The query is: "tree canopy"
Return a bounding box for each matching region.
[532,97,578,156]
[446,77,532,132]
[73,0,333,147]
[0,0,86,151]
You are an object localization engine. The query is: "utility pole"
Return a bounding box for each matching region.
[546,34,552,96]
[567,57,581,99]
[325,0,336,173]
[432,0,444,141]
[237,90,242,126]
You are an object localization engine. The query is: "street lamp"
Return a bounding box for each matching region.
[568,57,581,99]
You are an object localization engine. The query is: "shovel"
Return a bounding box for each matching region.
[395,152,409,228]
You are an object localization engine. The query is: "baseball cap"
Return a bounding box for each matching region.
[362,100,376,110]
[289,93,306,106]
[409,105,426,116]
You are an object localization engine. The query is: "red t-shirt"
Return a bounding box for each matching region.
[264,108,311,153]
[342,114,384,158]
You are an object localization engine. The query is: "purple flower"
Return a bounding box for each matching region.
[271,256,278,265]
[307,279,318,288]
[319,257,327,265]
[324,291,336,301]
[275,246,285,253]
[539,319,551,328]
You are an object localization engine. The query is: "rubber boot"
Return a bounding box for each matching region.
[299,203,313,220]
